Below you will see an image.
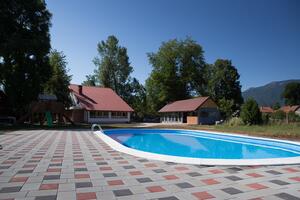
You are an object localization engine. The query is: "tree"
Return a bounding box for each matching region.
[82,75,98,86]
[128,78,147,120]
[282,82,300,105]
[272,102,281,110]
[93,35,133,102]
[240,98,262,125]
[145,38,206,113]
[207,59,243,118]
[44,50,72,106]
[0,0,52,116]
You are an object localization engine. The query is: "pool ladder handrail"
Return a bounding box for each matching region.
[91,124,103,133]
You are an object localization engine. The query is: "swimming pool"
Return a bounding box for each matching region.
[95,129,300,165]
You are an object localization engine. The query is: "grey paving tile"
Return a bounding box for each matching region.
[136,178,153,183]
[35,195,57,200]
[270,180,290,185]
[222,187,243,195]
[186,172,201,177]
[153,169,167,173]
[225,175,243,181]
[43,175,60,180]
[75,182,93,188]
[275,193,300,200]
[103,173,117,177]
[113,189,133,197]
[157,196,180,200]
[0,186,22,193]
[175,182,194,189]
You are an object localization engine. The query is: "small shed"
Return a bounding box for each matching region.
[158,97,220,125]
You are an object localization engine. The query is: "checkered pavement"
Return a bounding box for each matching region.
[0,130,299,200]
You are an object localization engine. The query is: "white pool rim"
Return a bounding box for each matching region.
[94,129,300,166]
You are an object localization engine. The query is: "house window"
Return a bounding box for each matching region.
[90,111,109,118]
[111,112,128,118]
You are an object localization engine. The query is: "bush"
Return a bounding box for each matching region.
[271,110,285,120]
[262,113,270,124]
[227,117,244,126]
[240,98,262,125]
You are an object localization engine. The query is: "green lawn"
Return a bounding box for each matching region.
[1,122,300,140]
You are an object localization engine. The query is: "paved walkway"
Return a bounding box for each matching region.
[0,130,299,200]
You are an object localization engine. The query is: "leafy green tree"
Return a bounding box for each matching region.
[145,38,206,113]
[207,59,243,118]
[82,75,98,86]
[218,98,235,119]
[93,35,133,102]
[240,98,262,125]
[272,102,281,110]
[128,78,147,120]
[0,0,52,116]
[44,50,72,106]
[282,82,300,105]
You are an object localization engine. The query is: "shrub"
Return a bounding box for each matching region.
[227,117,244,126]
[262,113,270,124]
[240,98,262,125]
[271,110,285,120]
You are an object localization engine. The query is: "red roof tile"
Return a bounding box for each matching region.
[280,105,300,113]
[158,97,211,112]
[260,107,274,113]
[69,84,134,112]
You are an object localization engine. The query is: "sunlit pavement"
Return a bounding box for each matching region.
[0,130,299,200]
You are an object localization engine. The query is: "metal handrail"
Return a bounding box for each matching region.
[91,124,103,133]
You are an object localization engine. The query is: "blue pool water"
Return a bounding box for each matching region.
[104,129,300,159]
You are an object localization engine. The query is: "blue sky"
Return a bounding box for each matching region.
[46,0,300,91]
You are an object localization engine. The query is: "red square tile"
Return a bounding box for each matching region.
[94,157,104,161]
[23,164,37,168]
[283,167,300,172]
[208,169,224,174]
[129,171,143,176]
[289,177,300,182]
[246,173,264,178]
[201,179,220,185]
[118,160,129,164]
[99,167,112,171]
[47,168,61,172]
[75,174,90,179]
[164,175,178,180]
[2,160,16,164]
[247,183,268,190]
[107,180,124,186]
[39,183,59,190]
[192,191,215,200]
[77,192,97,200]
[51,159,62,162]
[10,176,28,182]
[175,166,189,171]
[74,163,86,166]
[144,163,157,168]
[146,186,165,193]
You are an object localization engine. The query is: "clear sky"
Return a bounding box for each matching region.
[46,0,300,91]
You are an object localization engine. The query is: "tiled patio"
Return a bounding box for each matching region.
[0,130,300,200]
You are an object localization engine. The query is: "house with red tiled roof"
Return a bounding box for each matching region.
[280,105,300,116]
[260,106,274,114]
[158,97,220,125]
[68,84,134,123]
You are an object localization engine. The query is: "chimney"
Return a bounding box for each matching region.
[78,85,83,95]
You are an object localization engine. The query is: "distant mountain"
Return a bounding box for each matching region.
[242,79,300,106]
